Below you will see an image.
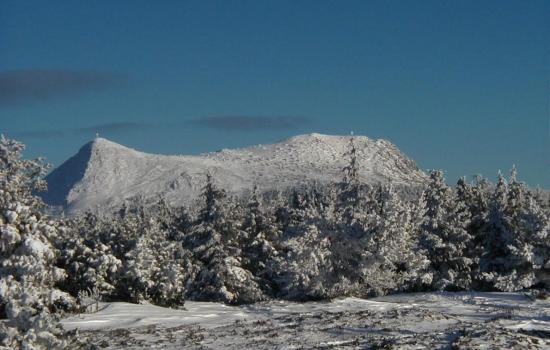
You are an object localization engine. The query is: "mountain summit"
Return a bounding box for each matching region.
[42,134,426,215]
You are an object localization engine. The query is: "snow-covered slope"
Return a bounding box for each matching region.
[43,133,426,215]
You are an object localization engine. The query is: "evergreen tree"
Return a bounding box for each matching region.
[268,224,333,300]
[118,226,157,303]
[243,185,263,238]
[420,170,474,291]
[524,196,550,289]
[455,176,489,286]
[365,185,432,295]
[241,187,274,289]
[507,167,524,211]
[480,169,548,291]
[184,173,265,304]
[118,215,194,307]
[480,172,510,286]
[0,136,72,349]
[199,172,227,225]
[338,136,364,225]
[58,212,124,299]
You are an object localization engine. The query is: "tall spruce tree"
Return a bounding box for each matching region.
[184,173,265,304]
[338,136,364,225]
[480,169,549,291]
[243,185,263,238]
[241,186,276,294]
[480,172,509,286]
[455,177,487,286]
[365,185,432,295]
[199,172,227,225]
[420,170,474,290]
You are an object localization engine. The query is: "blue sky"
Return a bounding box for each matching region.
[0,0,548,187]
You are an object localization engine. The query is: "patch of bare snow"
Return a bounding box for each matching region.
[62,292,550,349]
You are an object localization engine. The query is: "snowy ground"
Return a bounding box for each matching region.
[62,292,550,349]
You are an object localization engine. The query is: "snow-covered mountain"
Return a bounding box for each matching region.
[42,133,426,215]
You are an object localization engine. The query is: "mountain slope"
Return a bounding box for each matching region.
[43,134,426,215]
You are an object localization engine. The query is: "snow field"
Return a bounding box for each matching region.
[62,292,550,349]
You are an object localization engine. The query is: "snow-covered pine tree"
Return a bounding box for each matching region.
[481,168,550,291]
[524,196,550,289]
[268,223,333,300]
[117,212,195,307]
[184,173,265,304]
[507,166,527,217]
[0,136,73,349]
[480,172,510,287]
[240,186,277,295]
[118,224,157,303]
[306,181,335,218]
[455,176,486,286]
[167,206,192,242]
[58,212,123,300]
[363,184,432,295]
[338,136,364,226]
[198,172,227,225]
[330,143,386,296]
[420,170,474,291]
[276,184,341,298]
[243,185,263,239]
[329,210,376,296]
[275,189,308,231]
[149,241,195,307]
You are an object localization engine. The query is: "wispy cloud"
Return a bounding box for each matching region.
[9,130,66,139]
[0,69,128,106]
[190,115,309,131]
[8,116,310,140]
[8,122,148,140]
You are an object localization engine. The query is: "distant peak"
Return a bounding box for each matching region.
[86,137,129,151]
[91,136,117,145]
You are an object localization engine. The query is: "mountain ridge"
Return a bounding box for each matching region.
[43,133,427,215]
